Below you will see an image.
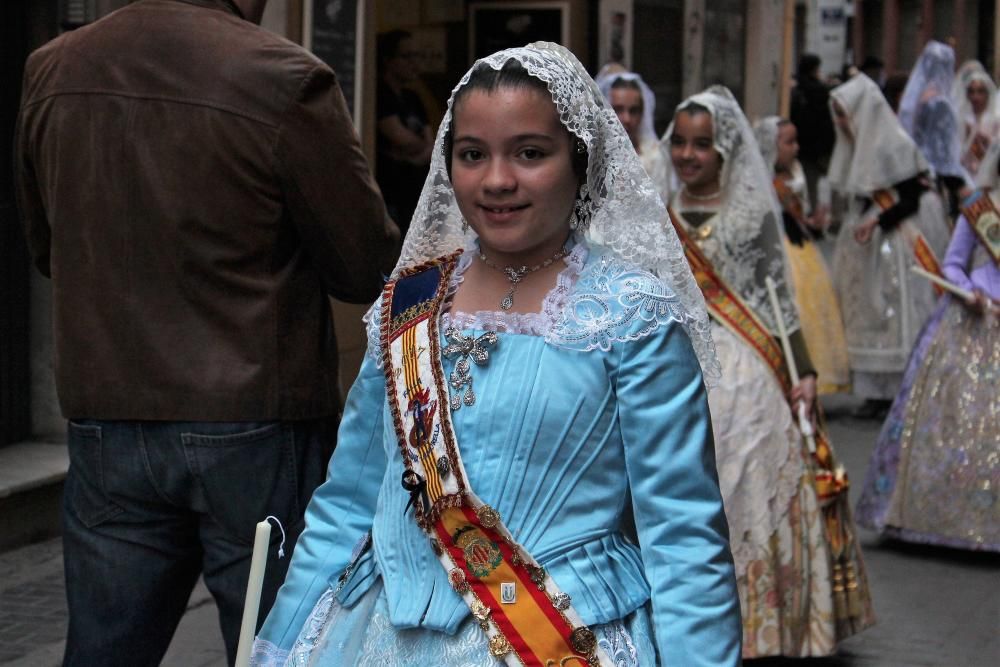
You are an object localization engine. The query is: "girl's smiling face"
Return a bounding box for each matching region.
[669,110,723,195]
[450,86,578,265]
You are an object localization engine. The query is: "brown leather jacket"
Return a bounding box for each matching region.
[15,0,398,420]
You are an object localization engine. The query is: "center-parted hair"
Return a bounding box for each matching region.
[444,59,589,184]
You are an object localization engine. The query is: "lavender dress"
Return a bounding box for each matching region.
[855,215,999,551]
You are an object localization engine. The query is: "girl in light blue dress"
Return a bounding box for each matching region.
[251,42,741,666]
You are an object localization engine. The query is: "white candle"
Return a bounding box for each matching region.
[234,519,271,667]
[909,265,975,301]
[765,277,817,454]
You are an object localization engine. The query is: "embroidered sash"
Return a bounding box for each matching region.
[960,190,1000,264]
[668,209,791,393]
[774,177,807,228]
[871,188,945,293]
[380,253,611,667]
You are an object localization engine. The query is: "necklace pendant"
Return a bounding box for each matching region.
[500,291,514,310]
[504,267,523,282]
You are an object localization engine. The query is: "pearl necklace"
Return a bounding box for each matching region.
[477,244,570,310]
[682,185,722,201]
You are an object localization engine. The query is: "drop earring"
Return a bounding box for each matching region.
[568,183,590,231]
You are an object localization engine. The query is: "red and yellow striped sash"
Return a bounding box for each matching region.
[667,208,791,393]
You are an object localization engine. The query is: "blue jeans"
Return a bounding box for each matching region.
[61,419,335,667]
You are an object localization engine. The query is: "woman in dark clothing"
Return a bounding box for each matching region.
[376,30,434,234]
[790,53,836,206]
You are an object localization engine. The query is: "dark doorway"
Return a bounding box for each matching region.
[1,1,35,446]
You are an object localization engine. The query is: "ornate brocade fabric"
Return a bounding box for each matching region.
[857,298,1000,551]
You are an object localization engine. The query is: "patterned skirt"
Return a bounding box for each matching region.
[250,580,657,666]
[856,297,1000,551]
[709,325,875,658]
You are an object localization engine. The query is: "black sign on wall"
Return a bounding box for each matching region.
[310,0,358,117]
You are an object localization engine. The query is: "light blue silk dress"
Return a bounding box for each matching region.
[252,244,742,666]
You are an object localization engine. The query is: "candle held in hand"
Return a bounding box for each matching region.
[234,520,271,667]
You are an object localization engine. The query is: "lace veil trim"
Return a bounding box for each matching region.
[365,241,695,362]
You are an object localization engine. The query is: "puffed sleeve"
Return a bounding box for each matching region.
[941,215,976,293]
[616,320,742,665]
[876,177,925,232]
[257,354,388,649]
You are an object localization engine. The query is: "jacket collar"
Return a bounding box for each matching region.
[167,0,245,20]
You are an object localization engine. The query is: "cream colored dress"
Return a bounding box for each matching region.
[828,74,952,399]
[673,203,874,658]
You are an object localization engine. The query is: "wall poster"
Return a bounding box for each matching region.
[468,1,570,62]
[305,0,362,121]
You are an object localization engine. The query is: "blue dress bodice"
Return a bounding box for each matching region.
[259,248,742,666]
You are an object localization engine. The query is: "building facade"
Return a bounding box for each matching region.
[5,0,999,449]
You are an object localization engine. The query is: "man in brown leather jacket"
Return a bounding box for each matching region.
[14,1,398,664]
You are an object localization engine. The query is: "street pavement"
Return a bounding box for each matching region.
[1,396,997,666]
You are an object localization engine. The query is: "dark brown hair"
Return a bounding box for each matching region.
[444,59,588,184]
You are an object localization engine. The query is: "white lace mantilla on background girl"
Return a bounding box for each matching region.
[898,41,970,183]
[661,85,801,336]
[952,60,1000,178]
[595,71,670,202]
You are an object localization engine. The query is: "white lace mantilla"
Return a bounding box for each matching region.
[827,74,928,195]
[365,244,694,366]
[382,41,719,385]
